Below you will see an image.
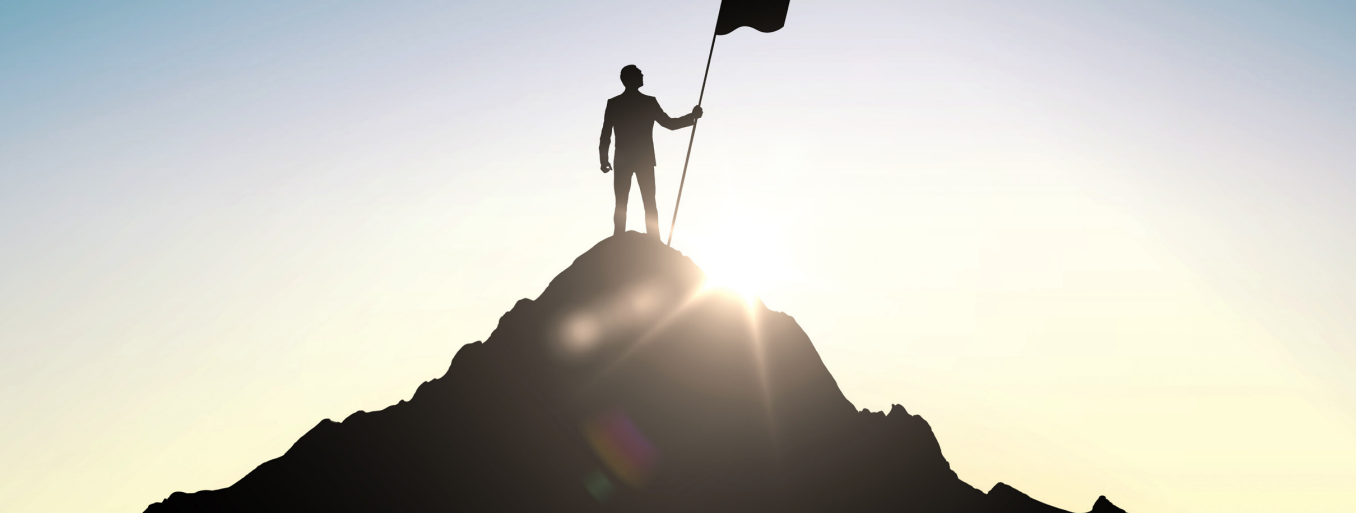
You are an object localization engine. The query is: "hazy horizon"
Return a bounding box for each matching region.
[2,1,1354,512]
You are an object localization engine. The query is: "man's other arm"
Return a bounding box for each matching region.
[599,102,614,173]
[653,98,703,130]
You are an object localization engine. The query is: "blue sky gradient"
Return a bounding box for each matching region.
[2,2,1354,511]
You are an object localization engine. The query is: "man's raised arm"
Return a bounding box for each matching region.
[654,100,704,130]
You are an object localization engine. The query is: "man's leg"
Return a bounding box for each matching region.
[613,166,633,237]
[635,166,660,239]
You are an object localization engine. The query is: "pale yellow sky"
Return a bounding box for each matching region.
[1,1,1354,512]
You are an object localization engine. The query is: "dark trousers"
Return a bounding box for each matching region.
[614,164,659,238]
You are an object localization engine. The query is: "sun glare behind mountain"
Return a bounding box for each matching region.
[683,209,788,307]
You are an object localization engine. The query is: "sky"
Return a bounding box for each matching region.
[1,1,1354,511]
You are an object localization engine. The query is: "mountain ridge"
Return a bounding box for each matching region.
[146,232,1122,513]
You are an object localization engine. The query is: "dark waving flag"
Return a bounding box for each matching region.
[715,0,790,35]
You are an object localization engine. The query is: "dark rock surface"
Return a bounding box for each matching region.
[1090,495,1128,513]
[146,232,1123,513]
[989,482,1085,513]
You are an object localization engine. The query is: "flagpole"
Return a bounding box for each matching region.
[666,29,719,247]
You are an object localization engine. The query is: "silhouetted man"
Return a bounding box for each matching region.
[600,65,702,238]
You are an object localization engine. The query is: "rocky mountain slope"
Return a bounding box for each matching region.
[146,232,1124,513]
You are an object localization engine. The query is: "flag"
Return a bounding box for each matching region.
[715,0,790,36]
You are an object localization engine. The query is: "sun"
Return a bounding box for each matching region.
[680,208,787,307]
[699,256,764,306]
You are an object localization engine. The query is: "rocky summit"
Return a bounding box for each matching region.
[146,232,1123,513]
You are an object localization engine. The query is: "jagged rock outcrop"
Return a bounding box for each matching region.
[1090,495,1127,513]
[146,232,1122,513]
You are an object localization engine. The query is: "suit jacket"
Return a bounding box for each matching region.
[600,90,697,169]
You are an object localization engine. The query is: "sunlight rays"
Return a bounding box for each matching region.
[681,206,790,308]
[742,293,779,451]
[555,270,765,403]
[559,267,781,455]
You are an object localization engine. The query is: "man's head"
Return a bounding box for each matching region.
[620,65,643,90]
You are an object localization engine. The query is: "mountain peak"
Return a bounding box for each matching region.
[146,232,1123,512]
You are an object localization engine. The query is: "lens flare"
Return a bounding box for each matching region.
[561,313,601,354]
[554,282,672,361]
[582,409,660,488]
[581,470,615,503]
